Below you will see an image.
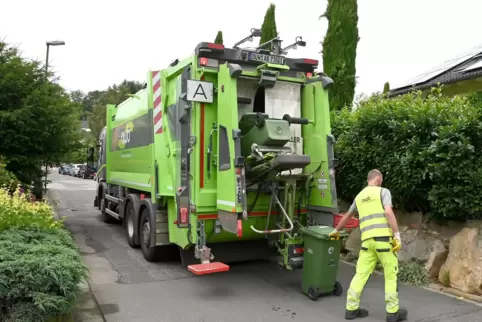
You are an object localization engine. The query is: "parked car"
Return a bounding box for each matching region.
[61,165,72,175]
[70,164,83,177]
[79,165,96,179]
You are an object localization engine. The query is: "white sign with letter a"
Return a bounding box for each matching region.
[186,80,214,103]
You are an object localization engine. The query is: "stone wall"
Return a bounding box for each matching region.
[338,200,482,296]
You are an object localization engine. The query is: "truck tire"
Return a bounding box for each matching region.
[100,190,115,224]
[140,208,165,262]
[125,201,139,248]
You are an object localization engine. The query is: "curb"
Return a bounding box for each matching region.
[340,260,482,307]
[425,283,482,306]
[75,279,107,322]
[45,189,62,219]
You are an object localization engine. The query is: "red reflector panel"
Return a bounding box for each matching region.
[180,207,188,223]
[237,219,243,238]
[207,43,224,50]
[188,262,230,275]
[303,58,319,65]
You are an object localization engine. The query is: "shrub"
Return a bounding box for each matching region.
[0,228,88,321]
[398,260,430,286]
[0,188,64,231]
[0,163,20,194]
[331,88,482,221]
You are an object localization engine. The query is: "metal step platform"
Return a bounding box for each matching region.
[187,262,230,275]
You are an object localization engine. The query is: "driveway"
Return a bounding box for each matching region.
[48,173,482,322]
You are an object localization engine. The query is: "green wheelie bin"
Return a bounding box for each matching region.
[301,225,348,301]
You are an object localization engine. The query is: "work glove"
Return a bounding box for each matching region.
[392,232,402,252]
[329,229,340,240]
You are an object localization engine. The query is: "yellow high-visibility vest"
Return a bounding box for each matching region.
[355,186,393,241]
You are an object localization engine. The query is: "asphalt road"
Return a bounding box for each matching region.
[48,172,482,322]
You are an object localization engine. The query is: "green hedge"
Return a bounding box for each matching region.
[0,188,87,321]
[331,89,482,221]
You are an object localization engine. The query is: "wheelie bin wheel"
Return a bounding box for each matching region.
[307,287,319,301]
[333,281,343,296]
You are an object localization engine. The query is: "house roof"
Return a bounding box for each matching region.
[389,43,482,97]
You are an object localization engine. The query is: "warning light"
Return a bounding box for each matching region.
[207,43,225,50]
[200,57,208,66]
[236,168,241,175]
[180,207,188,224]
[294,247,304,254]
[306,72,313,78]
[303,58,319,65]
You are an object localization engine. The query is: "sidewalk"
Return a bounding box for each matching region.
[46,189,105,322]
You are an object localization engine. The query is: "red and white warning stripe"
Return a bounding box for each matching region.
[152,70,163,134]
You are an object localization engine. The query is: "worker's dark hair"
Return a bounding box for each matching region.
[367,169,382,181]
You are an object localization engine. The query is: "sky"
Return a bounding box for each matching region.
[2,0,481,99]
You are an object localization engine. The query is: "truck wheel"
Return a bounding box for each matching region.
[100,191,115,224]
[140,208,164,262]
[125,202,139,248]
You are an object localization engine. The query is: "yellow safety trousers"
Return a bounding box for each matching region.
[346,237,399,314]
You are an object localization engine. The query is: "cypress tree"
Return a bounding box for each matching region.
[214,31,223,45]
[321,0,359,111]
[259,4,278,51]
[383,81,390,93]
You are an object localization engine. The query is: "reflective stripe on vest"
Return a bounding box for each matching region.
[355,186,393,240]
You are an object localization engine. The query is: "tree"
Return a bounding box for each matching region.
[259,4,278,51]
[383,82,390,94]
[214,31,223,45]
[321,0,359,111]
[0,41,82,196]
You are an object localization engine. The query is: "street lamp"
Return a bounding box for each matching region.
[43,40,65,194]
[45,40,65,72]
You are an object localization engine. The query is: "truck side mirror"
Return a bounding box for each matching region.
[86,147,95,169]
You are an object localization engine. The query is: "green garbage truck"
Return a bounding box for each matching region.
[90,29,341,278]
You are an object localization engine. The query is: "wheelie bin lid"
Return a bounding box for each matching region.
[301,225,349,240]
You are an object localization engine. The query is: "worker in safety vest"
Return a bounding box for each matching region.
[329,169,407,322]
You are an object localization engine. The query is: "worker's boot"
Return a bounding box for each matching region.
[386,308,408,322]
[345,308,369,320]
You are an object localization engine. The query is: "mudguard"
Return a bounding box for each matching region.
[95,182,108,209]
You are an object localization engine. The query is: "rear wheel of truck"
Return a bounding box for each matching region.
[125,202,139,248]
[100,190,115,224]
[140,208,168,262]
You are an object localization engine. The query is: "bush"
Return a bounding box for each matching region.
[331,88,482,221]
[0,188,64,231]
[0,163,20,194]
[0,187,85,321]
[398,260,430,286]
[0,228,88,321]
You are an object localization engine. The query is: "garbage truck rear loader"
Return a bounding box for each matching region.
[92,29,338,275]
